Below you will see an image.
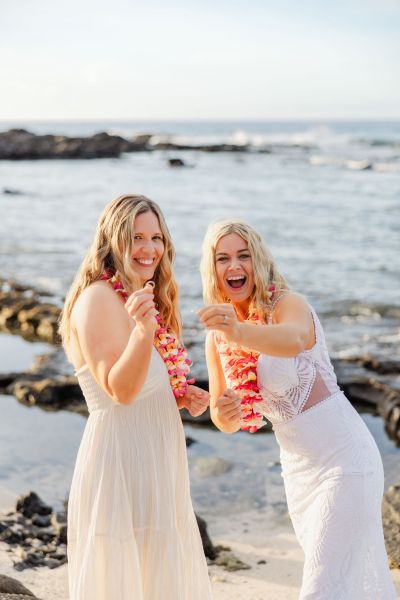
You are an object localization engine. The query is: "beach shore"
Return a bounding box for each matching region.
[1,496,399,600]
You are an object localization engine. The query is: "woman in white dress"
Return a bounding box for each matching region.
[198,219,396,599]
[59,194,213,600]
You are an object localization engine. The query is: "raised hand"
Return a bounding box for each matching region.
[197,303,242,343]
[124,282,158,335]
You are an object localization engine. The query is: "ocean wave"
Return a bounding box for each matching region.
[147,125,353,152]
[310,154,400,172]
[321,301,400,320]
[356,138,400,148]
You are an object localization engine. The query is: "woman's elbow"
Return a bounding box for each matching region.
[107,376,138,406]
[114,393,135,406]
[294,330,310,354]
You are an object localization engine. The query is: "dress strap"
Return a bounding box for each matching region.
[268,291,292,324]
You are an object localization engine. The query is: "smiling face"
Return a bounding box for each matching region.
[131,210,164,285]
[215,233,254,311]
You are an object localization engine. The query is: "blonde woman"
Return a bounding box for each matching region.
[198,220,396,599]
[60,195,212,600]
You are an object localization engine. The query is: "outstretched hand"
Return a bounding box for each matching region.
[197,304,242,343]
[178,385,210,417]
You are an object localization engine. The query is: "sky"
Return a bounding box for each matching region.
[1,0,400,121]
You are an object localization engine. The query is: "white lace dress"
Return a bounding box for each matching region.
[256,296,396,599]
[68,347,212,600]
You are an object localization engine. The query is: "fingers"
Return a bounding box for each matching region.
[190,394,210,408]
[125,288,154,307]
[216,405,241,422]
[141,306,158,320]
[197,304,237,330]
[132,299,156,320]
[186,385,209,400]
[214,389,241,422]
[197,304,234,321]
[189,389,209,400]
[216,390,240,408]
[184,386,210,416]
[190,402,208,416]
[217,405,241,420]
[197,303,231,318]
[125,290,156,319]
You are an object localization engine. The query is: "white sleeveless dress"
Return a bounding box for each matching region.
[67,347,212,600]
[256,296,396,599]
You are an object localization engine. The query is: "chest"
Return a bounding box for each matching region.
[257,353,317,397]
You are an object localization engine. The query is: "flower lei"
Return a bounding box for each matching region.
[216,286,276,433]
[101,270,194,399]
[216,316,265,433]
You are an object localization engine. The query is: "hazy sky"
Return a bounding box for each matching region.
[1,0,400,120]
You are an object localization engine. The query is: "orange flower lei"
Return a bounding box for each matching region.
[216,314,265,433]
[216,283,279,433]
[101,270,194,399]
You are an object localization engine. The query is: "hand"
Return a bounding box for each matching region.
[124,283,158,335]
[197,304,242,343]
[180,385,210,417]
[215,389,241,427]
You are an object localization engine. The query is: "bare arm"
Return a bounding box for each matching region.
[205,332,241,434]
[72,282,157,405]
[199,293,315,358]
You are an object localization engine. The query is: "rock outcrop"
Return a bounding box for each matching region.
[0,492,67,572]
[0,279,60,344]
[0,574,39,598]
[382,483,400,568]
[0,129,150,160]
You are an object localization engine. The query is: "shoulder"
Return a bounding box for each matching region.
[271,292,310,322]
[73,281,117,312]
[72,281,125,328]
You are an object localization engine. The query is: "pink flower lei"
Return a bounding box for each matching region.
[216,285,276,433]
[101,270,194,399]
[216,317,265,433]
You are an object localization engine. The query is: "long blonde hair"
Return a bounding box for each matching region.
[59,194,181,351]
[200,220,288,319]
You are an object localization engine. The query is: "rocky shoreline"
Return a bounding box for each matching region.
[0,128,297,160]
[0,490,249,578]
[0,129,150,160]
[0,493,67,572]
[1,277,399,440]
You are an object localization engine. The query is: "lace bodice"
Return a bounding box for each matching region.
[214,294,340,426]
[257,296,340,424]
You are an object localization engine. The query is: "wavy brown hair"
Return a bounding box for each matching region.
[200,220,289,319]
[59,194,181,352]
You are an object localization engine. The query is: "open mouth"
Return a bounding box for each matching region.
[226,275,247,290]
[135,258,155,267]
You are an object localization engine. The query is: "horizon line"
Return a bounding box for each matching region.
[1,117,400,124]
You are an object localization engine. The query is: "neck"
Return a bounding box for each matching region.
[232,300,250,321]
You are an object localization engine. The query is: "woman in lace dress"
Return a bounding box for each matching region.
[198,219,396,599]
[59,194,212,600]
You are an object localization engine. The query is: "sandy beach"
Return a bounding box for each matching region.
[1,497,399,600]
